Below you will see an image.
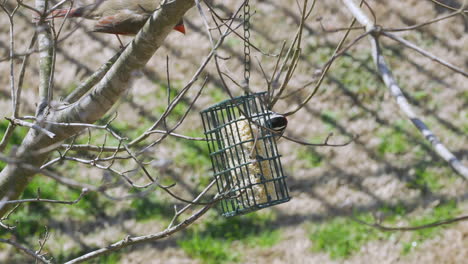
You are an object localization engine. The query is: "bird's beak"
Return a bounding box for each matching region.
[174,23,186,34]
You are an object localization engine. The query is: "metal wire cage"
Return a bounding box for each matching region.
[200,92,290,217]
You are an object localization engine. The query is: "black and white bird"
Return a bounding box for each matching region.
[267,112,288,135]
[252,111,288,136]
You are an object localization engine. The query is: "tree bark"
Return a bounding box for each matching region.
[0,0,195,217]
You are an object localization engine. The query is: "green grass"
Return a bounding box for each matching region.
[0,176,60,241]
[93,252,122,264]
[151,82,190,122]
[179,234,240,264]
[208,87,228,103]
[174,131,212,172]
[309,214,384,259]
[0,120,29,170]
[335,55,378,97]
[377,131,409,156]
[130,193,173,222]
[154,100,189,122]
[379,203,407,219]
[402,200,459,255]
[411,90,430,101]
[377,120,413,157]
[459,89,468,102]
[406,167,443,192]
[297,147,323,168]
[306,45,380,100]
[462,111,468,134]
[225,38,242,49]
[308,201,460,259]
[178,212,281,263]
[0,176,106,239]
[320,110,340,133]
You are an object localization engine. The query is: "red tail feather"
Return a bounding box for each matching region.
[174,24,186,34]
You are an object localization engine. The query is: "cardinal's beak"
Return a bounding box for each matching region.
[174,24,186,34]
[174,20,186,34]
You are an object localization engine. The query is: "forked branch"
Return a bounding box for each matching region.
[339,0,468,178]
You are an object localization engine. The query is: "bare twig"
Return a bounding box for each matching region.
[64,196,220,264]
[36,226,50,260]
[0,153,99,192]
[351,214,468,231]
[283,30,369,112]
[195,0,215,48]
[281,133,356,147]
[0,203,20,230]
[41,169,100,191]
[0,238,52,264]
[284,0,366,116]
[0,188,88,206]
[58,128,208,153]
[48,0,73,14]
[318,17,364,33]
[205,2,278,57]
[127,18,236,151]
[0,2,20,118]
[145,130,207,141]
[382,31,468,78]
[268,0,310,108]
[0,124,16,152]
[384,9,462,32]
[5,118,56,138]
[168,179,217,228]
[137,79,208,155]
[0,2,21,153]
[428,0,468,13]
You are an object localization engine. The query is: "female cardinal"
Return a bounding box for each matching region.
[49,0,185,35]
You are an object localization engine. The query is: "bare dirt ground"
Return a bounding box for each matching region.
[0,0,467,263]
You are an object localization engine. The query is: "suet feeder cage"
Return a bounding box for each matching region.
[201,92,290,217]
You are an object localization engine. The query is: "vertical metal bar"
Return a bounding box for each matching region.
[220,105,246,213]
[210,109,230,213]
[251,94,272,204]
[229,102,254,209]
[261,101,283,201]
[204,111,226,212]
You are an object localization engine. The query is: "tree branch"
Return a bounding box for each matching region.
[351,214,468,231]
[0,0,196,218]
[64,198,218,264]
[35,0,54,117]
[0,238,52,264]
[341,0,468,179]
[382,31,468,77]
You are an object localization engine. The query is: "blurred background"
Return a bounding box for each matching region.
[0,0,467,263]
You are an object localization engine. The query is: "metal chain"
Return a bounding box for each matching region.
[243,0,251,93]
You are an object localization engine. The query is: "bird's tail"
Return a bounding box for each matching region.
[174,19,186,34]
